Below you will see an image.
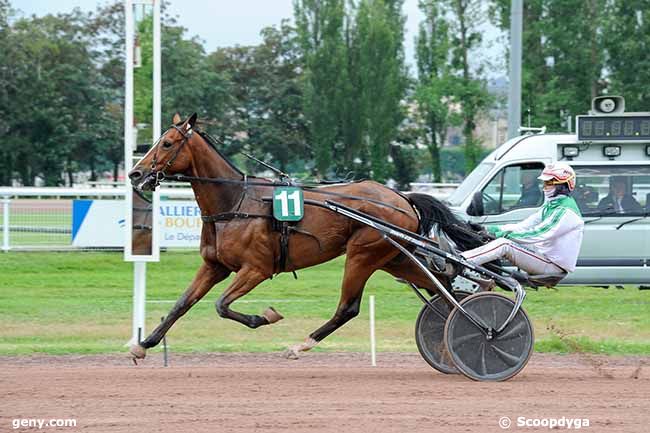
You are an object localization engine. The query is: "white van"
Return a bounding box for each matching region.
[446,96,650,285]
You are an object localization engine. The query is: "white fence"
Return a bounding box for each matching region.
[0,187,194,251]
[409,182,459,197]
[0,184,457,251]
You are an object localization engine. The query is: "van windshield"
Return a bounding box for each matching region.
[573,165,650,216]
[447,162,494,206]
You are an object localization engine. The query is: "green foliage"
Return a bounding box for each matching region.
[414,0,454,182]
[3,11,111,185]
[356,0,407,183]
[207,22,309,170]
[411,0,491,178]
[490,0,606,131]
[294,0,408,182]
[603,1,650,111]
[5,0,650,186]
[294,0,348,177]
[445,0,492,173]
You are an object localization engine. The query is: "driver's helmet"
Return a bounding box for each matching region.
[537,162,576,191]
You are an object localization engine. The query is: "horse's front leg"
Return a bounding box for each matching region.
[130,261,231,361]
[215,267,282,328]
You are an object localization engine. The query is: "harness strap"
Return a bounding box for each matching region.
[205,211,297,278]
[166,174,412,216]
[278,221,290,274]
[201,212,272,223]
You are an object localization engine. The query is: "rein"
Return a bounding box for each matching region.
[142,124,415,221]
[164,173,413,217]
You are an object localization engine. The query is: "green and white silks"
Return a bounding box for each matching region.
[486,195,585,272]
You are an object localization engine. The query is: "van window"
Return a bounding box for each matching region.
[573,165,650,216]
[480,163,545,215]
[447,162,494,206]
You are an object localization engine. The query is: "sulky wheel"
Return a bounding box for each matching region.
[444,292,534,381]
[415,291,472,374]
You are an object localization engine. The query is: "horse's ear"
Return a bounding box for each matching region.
[172,112,182,125]
[187,113,198,129]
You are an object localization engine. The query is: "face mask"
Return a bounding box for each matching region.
[544,186,556,199]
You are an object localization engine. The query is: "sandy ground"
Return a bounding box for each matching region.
[1,352,649,433]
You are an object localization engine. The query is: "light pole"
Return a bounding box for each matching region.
[507,0,523,139]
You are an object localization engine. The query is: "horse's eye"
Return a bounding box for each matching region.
[162,141,173,149]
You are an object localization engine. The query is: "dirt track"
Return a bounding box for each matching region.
[1,352,649,433]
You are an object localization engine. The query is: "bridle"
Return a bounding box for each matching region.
[146,124,194,189]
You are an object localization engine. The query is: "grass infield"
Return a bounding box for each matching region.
[0,251,648,356]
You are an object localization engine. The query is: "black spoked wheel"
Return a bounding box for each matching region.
[444,292,534,382]
[415,291,472,374]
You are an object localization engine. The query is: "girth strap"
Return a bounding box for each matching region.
[203,211,297,278]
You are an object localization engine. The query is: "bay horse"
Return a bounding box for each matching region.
[127,113,478,361]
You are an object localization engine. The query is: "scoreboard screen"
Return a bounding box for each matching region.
[577,115,650,141]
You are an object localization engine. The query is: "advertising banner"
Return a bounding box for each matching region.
[159,200,202,247]
[72,199,202,248]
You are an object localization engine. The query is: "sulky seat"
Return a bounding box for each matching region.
[527,273,566,288]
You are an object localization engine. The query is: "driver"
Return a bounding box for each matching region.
[460,162,584,277]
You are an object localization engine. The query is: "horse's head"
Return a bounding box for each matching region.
[129,113,197,191]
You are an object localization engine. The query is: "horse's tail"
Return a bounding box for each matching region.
[407,193,485,251]
[407,193,439,236]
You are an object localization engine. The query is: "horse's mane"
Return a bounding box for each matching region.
[407,193,486,251]
[195,128,246,177]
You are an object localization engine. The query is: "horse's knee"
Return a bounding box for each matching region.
[215,296,229,318]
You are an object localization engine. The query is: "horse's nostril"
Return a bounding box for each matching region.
[129,170,143,181]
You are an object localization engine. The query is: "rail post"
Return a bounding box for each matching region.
[369,295,376,366]
[132,261,146,344]
[2,195,10,252]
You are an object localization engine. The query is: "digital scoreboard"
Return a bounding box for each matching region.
[577,115,650,141]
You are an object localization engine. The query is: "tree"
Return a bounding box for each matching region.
[355,0,408,182]
[446,0,491,173]
[0,0,12,185]
[414,0,455,182]
[491,0,605,131]
[2,11,105,185]
[294,0,347,177]
[337,6,364,176]
[207,22,309,172]
[87,1,127,183]
[603,1,650,111]
[248,23,309,171]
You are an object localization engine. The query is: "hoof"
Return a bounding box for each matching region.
[284,347,300,360]
[130,344,146,361]
[263,306,284,324]
[283,338,318,360]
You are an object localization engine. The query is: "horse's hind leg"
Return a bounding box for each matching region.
[285,236,398,359]
[215,267,281,328]
[130,261,230,360]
